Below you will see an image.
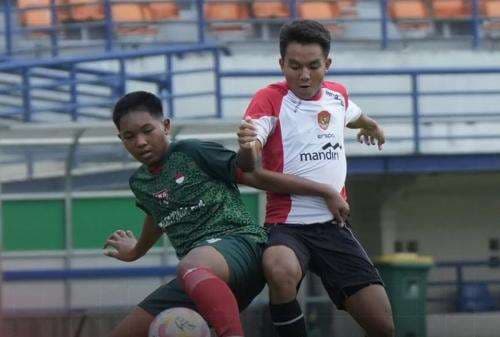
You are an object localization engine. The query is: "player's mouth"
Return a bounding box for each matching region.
[140,151,153,160]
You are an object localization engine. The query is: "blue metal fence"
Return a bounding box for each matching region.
[2,0,500,59]
[4,259,499,312]
[0,43,223,121]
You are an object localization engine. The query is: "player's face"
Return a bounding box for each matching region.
[280,42,331,100]
[118,110,170,167]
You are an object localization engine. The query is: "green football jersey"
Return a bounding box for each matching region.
[129,139,266,258]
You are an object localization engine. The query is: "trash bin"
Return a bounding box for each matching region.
[375,253,433,337]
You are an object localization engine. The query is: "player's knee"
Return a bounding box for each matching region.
[262,250,301,290]
[368,317,395,337]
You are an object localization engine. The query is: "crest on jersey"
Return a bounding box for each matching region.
[317,111,331,130]
[153,189,170,205]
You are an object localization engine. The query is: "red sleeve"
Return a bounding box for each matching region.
[323,81,349,109]
[244,82,288,119]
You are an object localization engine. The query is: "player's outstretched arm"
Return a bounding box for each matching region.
[104,215,162,262]
[347,114,385,150]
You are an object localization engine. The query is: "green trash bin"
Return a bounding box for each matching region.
[375,253,433,337]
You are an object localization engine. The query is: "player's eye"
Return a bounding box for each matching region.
[143,128,153,134]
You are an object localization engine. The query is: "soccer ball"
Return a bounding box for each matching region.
[149,307,210,337]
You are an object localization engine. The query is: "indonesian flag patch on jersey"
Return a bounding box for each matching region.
[175,172,185,184]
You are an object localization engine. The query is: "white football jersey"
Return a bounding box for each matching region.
[245,81,362,224]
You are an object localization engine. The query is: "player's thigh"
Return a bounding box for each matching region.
[208,235,267,311]
[108,306,154,337]
[178,244,230,282]
[307,222,384,307]
[263,225,310,286]
[344,284,395,337]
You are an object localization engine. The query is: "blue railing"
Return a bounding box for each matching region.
[428,259,500,311]
[219,67,500,153]
[4,259,500,312]
[1,0,500,59]
[0,43,223,121]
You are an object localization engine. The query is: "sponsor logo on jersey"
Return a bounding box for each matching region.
[175,172,185,184]
[153,189,170,205]
[299,142,342,162]
[317,133,335,139]
[159,199,206,230]
[325,90,345,107]
[317,110,331,130]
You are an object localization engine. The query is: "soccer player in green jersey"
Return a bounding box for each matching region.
[105,91,347,337]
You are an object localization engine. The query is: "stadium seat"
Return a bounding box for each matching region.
[483,0,500,33]
[205,1,251,31]
[298,1,341,20]
[112,3,157,35]
[456,282,497,312]
[67,0,105,21]
[431,0,472,19]
[18,0,53,27]
[298,1,343,33]
[252,1,290,19]
[389,0,432,32]
[148,2,180,21]
[338,0,358,17]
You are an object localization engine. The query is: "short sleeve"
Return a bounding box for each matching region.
[345,99,362,126]
[176,140,238,185]
[244,85,286,146]
[135,201,151,215]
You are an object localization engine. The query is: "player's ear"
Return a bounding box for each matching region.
[163,118,171,134]
[279,58,285,72]
[325,57,332,72]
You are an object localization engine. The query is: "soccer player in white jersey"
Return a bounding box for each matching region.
[237,20,395,337]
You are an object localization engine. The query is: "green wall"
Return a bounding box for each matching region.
[1,193,261,251]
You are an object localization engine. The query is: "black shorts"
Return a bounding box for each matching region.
[266,221,384,310]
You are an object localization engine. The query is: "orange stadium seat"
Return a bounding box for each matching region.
[67,0,105,21]
[298,1,341,20]
[298,1,343,33]
[389,0,432,31]
[252,1,290,19]
[148,2,180,21]
[205,1,251,30]
[338,0,358,17]
[483,0,500,33]
[431,0,472,19]
[18,0,66,27]
[112,3,157,35]
[112,3,151,22]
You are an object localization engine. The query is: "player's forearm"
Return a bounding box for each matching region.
[347,113,378,130]
[243,169,337,198]
[236,147,257,172]
[133,215,162,259]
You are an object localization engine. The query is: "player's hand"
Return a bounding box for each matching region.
[237,118,257,150]
[324,190,350,228]
[357,124,385,150]
[103,230,138,262]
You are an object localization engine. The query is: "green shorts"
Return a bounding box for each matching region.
[138,234,266,316]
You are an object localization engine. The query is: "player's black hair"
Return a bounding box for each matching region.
[112,91,164,129]
[279,20,331,58]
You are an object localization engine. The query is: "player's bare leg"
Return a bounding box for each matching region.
[178,245,244,337]
[344,284,395,337]
[108,306,154,337]
[263,246,307,337]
